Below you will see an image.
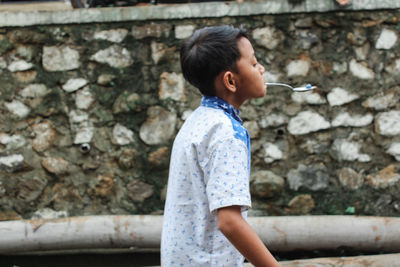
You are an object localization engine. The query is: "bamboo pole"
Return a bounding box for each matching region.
[0,215,400,254]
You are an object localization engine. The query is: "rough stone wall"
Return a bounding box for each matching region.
[0,9,399,221]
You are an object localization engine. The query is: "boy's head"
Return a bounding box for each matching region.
[180,25,248,96]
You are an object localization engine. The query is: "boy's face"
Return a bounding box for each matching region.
[233,37,266,102]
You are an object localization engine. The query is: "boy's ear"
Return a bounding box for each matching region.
[222,71,237,93]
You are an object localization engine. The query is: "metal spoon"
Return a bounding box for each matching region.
[265,82,317,92]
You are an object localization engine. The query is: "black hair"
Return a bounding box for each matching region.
[180,25,248,96]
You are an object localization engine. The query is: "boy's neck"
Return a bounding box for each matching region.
[215,92,244,109]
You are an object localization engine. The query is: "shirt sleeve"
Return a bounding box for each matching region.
[204,137,251,213]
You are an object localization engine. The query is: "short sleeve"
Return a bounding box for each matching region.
[205,137,251,213]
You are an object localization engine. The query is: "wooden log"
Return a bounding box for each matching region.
[0,215,400,254]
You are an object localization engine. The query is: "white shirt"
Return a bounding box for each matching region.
[161,96,251,267]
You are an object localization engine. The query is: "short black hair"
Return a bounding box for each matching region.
[180,25,248,96]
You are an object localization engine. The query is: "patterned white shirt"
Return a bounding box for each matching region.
[161,96,251,267]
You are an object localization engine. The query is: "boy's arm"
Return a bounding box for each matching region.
[217,205,281,267]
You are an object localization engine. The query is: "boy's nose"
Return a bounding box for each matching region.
[258,64,265,74]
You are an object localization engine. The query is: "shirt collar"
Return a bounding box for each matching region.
[201,96,243,124]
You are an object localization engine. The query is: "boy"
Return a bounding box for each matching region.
[161,25,280,267]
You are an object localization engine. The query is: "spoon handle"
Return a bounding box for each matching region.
[265,82,293,89]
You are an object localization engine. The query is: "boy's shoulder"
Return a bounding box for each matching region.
[182,105,247,147]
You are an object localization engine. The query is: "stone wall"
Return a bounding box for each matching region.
[0,2,399,221]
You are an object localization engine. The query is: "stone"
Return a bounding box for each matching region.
[387,142,400,161]
[151,41,168,64]
[0,154,24,172]
[259,113,288,128]
[0,133,26,150]
[113,92,142,113]
[175,25,195,39]
[285,103,302,116]
[158,72,186,101]
[97,74,115,85]
[385,58,400,75]
[19,84,49,98]
[17,176,47,202]
[90,45,133,68]
[76,87,95,110]
[250,170,285,198]
[287,163,329,191]
[181,109,193,121]
[332,61,347,74]
[15,45,34,61]
[112,123,135,145]
[287,111,331,135]
[301,139,328,154]
[243,121,259,139]
[31,208,68,219]
[32,120,56,152]
[286,194,315,214]
[127,179,154,202]
[0,181,6,197]
[263,70,281,83]
[327,87,359,106]
[291,91,326,105]
[69,109,89,124]
[365,194,393,215]
[362,91,397,110]
[68,109,92,144]
[139,106,177,145]
[51,183,82,210]
[160,185,167,202]
[297,30,319,49]
[331,139,371,162]
[346,27,367,46]
[131,23,171,39]
[375,28,398,50]
[353,43,370,61]
[252,26,285,50]
[331,112,373,127]
[93,28,128,43]
[294,17,313,28]
[62,78,88,93]
[148,147,170,167]
[42,46,80,72]
[0,56,6,69]
[349,59,375,80]
[286,59,310,77]
[263,142,284,163]
[74,124,94,144]
[5,100,30,118]
[375,110,400,136]
[118,148,139,169]
[7,59,33,72]
[0,211,22,221]
[366,165,400,189]
[13,70,37,83]
[337,167,364,190]
[91,127,111,152]
[41,157,69,176]
[92,173,114,198]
